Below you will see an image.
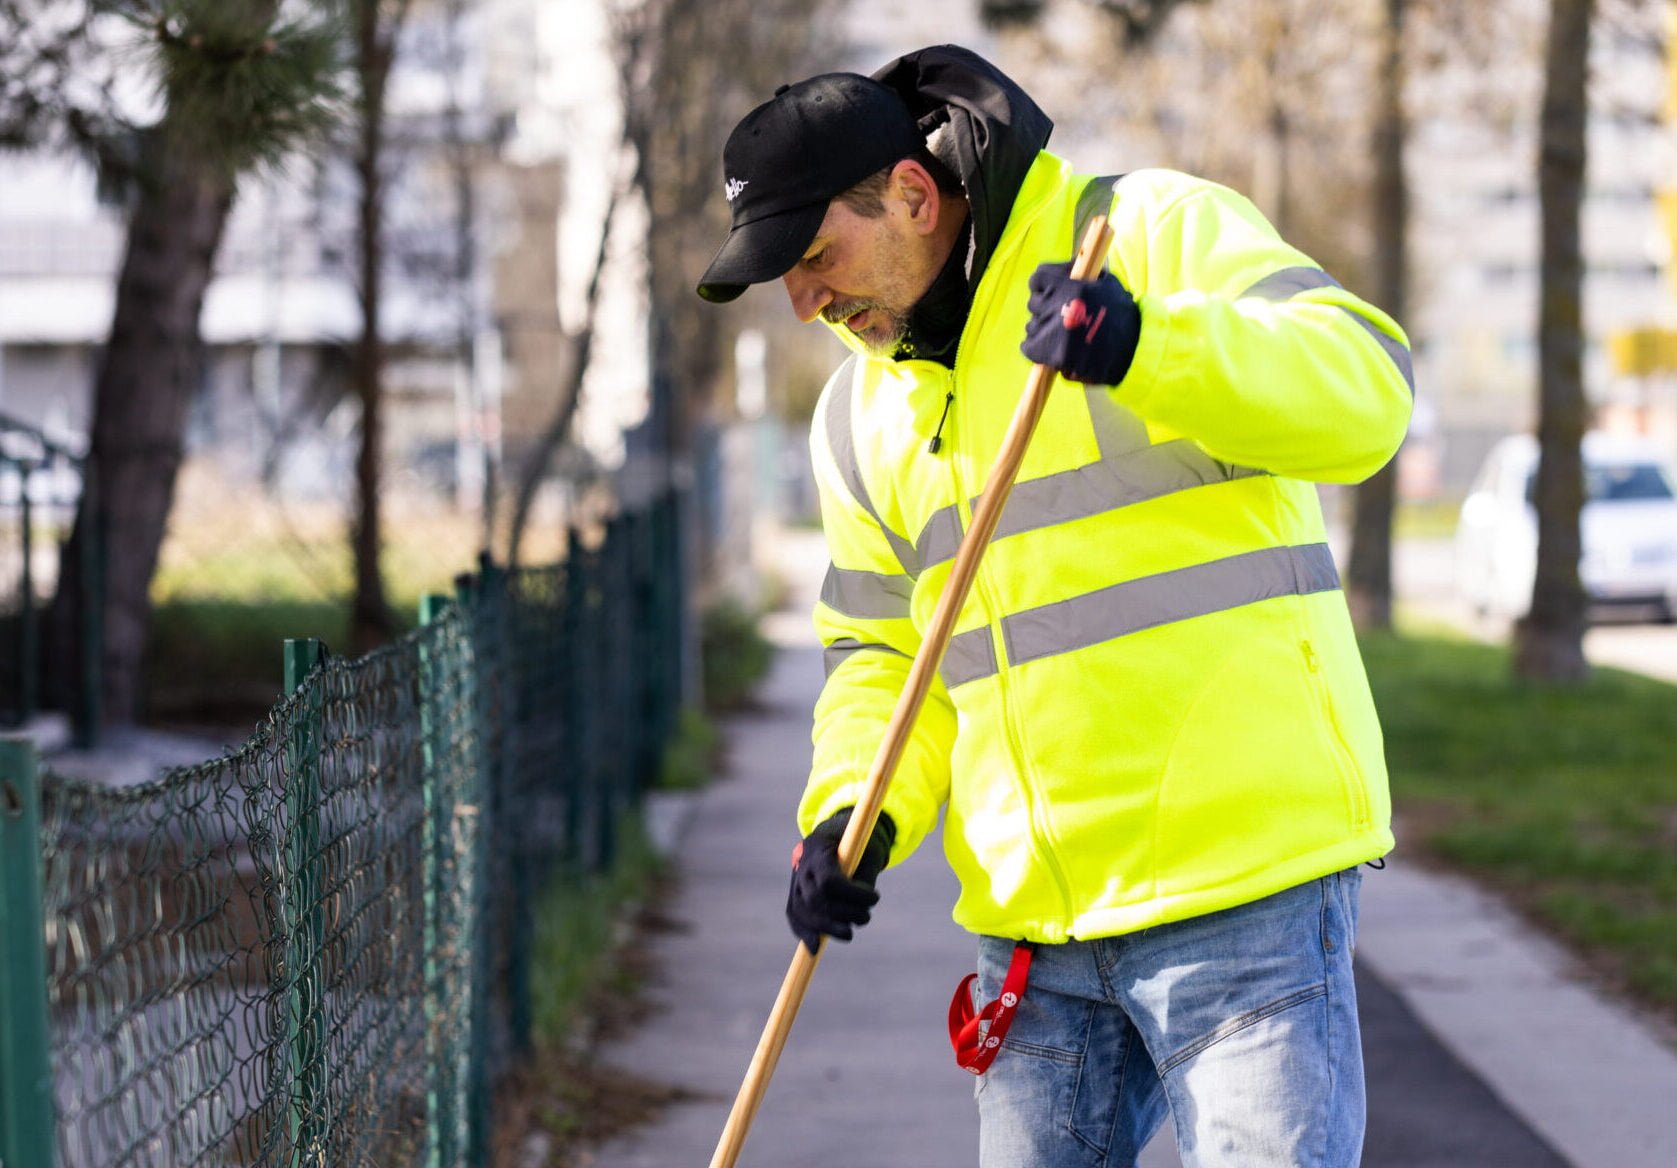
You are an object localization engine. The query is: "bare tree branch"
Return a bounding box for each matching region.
[506,181,625,566]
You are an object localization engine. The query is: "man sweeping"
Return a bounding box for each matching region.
[696,44,1411,1168]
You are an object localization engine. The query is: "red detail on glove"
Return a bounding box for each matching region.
[1084,306,1107,341]
[948,942,1034,1075]
[790,840,804,871]
[1059,298,1108,342]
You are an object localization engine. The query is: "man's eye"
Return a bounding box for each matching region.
[806,248,828,269]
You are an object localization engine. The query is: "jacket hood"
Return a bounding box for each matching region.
[871,45,1054,286]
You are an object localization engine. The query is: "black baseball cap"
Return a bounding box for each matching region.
[695,73,924,303]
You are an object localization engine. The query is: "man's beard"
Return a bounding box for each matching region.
[822,298,910,357]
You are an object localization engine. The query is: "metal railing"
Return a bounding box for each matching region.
[0,413,102,744]
[0,492,686,1168]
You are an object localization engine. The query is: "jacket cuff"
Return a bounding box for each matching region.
[1112,290,1175,414]
[803,782,936,870]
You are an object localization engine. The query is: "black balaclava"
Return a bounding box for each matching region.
[872,45,1055,366]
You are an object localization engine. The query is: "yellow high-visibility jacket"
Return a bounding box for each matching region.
[801,154,1413,944]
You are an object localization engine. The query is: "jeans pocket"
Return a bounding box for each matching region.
[977,1037,1105,1161]
[1156,982,1327,1076]
[973,953,1105,1154]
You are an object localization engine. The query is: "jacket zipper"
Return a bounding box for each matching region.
[946,363,1078,932]
[928,391,955,454]
[1302,639,1371,829]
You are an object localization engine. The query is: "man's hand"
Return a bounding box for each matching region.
[786,808,896,954]
[1020,262,1141,387]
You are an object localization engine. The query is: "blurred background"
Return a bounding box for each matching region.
[0,0,1673,734]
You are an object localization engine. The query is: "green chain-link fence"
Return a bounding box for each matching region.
[0,491,685,1168]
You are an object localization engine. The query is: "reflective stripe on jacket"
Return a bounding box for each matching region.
[801,155,1413,944]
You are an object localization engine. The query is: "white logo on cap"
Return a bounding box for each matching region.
[725,177,749,202]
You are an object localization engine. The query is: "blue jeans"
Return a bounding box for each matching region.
[973,869,1364,1168]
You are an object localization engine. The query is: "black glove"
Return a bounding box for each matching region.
[1020,261,1142,387]
[786,808,896,954]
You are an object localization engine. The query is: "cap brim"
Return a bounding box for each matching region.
[696,203,827,303]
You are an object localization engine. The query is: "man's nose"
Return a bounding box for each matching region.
[782,268,831,324]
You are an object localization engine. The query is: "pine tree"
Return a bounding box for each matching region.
[21,0,344,726]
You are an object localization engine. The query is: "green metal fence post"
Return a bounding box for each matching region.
[670,483,701,711]
[0,737,55,1168]
[650,504,668,766]
[416,596,456,1168]
[610,516,638,809]
[560,530,587,869]
[502,549,559,1056]
[459,563,499,1168]
[630,510,654,795]
[597,519,619,864]
[590,527,617,871]
[648,495,668,753]
[75,462,103,748]
[282,639,328,1168]
[660,490,682,753]
[18,467,37,724]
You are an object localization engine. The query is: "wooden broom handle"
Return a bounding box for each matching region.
[708,214,1116,1168]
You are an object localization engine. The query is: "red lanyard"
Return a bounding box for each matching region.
[948,942,1034,1075]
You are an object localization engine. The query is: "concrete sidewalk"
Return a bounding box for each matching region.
[593,531,1677,1167]
[591,637,983,1167]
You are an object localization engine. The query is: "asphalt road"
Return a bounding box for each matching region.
[1359,967,1569,1167]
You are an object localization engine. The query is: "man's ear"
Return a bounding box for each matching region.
[889,159,941,235]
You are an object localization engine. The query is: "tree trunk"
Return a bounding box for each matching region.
[350,0,395,652]
[1346,0,1408,632]
[1514,0,1592,683]
[47,125,236,726]
[1252,96,1293,241]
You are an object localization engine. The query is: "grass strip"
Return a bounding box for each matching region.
[528,813,663,1045]
[497,813,690,1165]
[658,707,720,791]
[1362,629,1677,1019]
[145,598,358,722]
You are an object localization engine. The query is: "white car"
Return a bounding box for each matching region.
[1455,432,1677,622]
